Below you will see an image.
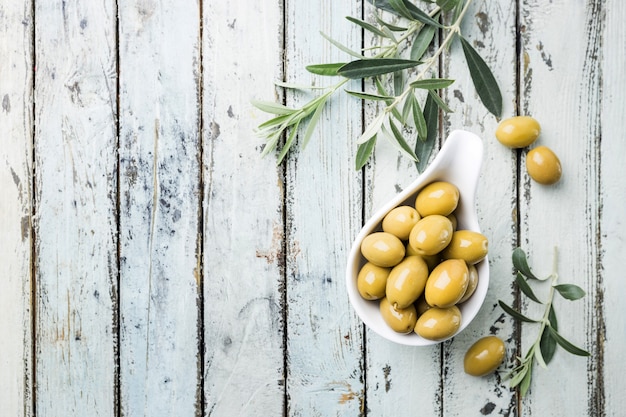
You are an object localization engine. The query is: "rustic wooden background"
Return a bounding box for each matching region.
[1,0,624,416]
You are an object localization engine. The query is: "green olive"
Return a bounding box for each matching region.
[379,297,418,334]
[408,215,453,256]
[526,145,562,185]
[382,206,420,240]
[414,305,461,340]
[458,264,479,303]
[495,116,541,148]
[385,256,429,309]
[425,259,469,308]
[361,232,405,267]
[464,336,506,376]
[447,213,458,231]
[357,262,390,300]
[415,181,460,217]
[441,230,488,265]
[415,295,432,316]
[406,244,440,271]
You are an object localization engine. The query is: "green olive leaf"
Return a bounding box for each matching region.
[498,300,538,323]
[548,327,590,357]
[427,90,453,113]
[508,367,528,388]
[459,36,502,118]
[512,247,540,280]
[401,92,414,125]
[276,120,300,164]
[410,78,455,90]
[375,15,407,32]
[251,99,296,115]
[436,0,460,12]
[519,361,533,397]
[515,272,542,304]
[305,63,347,76]
[414,93,437,172]
[320,31,363,58]
[385,119,419,161]
[345,16,389,39]
[410,23,437,61]
[411,94,428,141]
[534,343,548,369]
[345,90,395,101]
[553,284,586,301]
[539,327,557,365]
[300,96,328,150]
[355,134,377,170]
[338,58,421,79]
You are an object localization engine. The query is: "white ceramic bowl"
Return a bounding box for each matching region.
[346,130,489,346]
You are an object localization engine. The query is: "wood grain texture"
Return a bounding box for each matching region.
[519,0,602,415]
[117,0,201,415]
[202,1,286,415]
[361,6,442,416]
[599,0,626,415]
[0,1,34,415]
[33,0,118,415]
[284,1,365,415]
[441,1,518,415]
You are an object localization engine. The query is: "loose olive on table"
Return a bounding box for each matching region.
[464,336,506,376]
[526,145,562,185]
[495,116,541,148]
[356,180,489,340]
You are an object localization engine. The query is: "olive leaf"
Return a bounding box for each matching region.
[548,327,590,357]
[345,90,395,101]
[512,247,540,280]
[539,305,558,364]
[305,63,346,76]
[515,272,542,303]
[411,94,428,141]
[459,36,502,118]
[414,92,437,173]
[337,58,421,79]
[428,90,453,113]
[356,135,377,170]
[410,23,437,61]
[499,300,538,323]
[320,31,363,58]
[374,15,407,32]
[437,0,460,11]
[554,284,586,300]
[410,78,455,90]
[345,16,390,38]
[251,100,296,115]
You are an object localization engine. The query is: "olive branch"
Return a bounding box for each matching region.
[498,247,590,397]
[252,0,502,171]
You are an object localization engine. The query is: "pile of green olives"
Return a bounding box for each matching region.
[358,181,488,341]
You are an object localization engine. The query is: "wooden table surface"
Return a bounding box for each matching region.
[1,0,624,416]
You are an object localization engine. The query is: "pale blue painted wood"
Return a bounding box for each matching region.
[117,0,202,415]
[202,1,286,416]
[284,1,366,415]
[0,0,34,415]
[33,0,117,415]
[601,1,626,414]
[519,0,603,415]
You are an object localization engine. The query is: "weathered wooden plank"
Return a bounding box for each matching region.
[283,1,365,415]
[0,1,34,415]
[599,0,626,415]
[117,1,201,415]
[519,0,602,415]
[440,1,519,415]
[33,0,117,415]
[201,1,286,415]
[361,6,442,416]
